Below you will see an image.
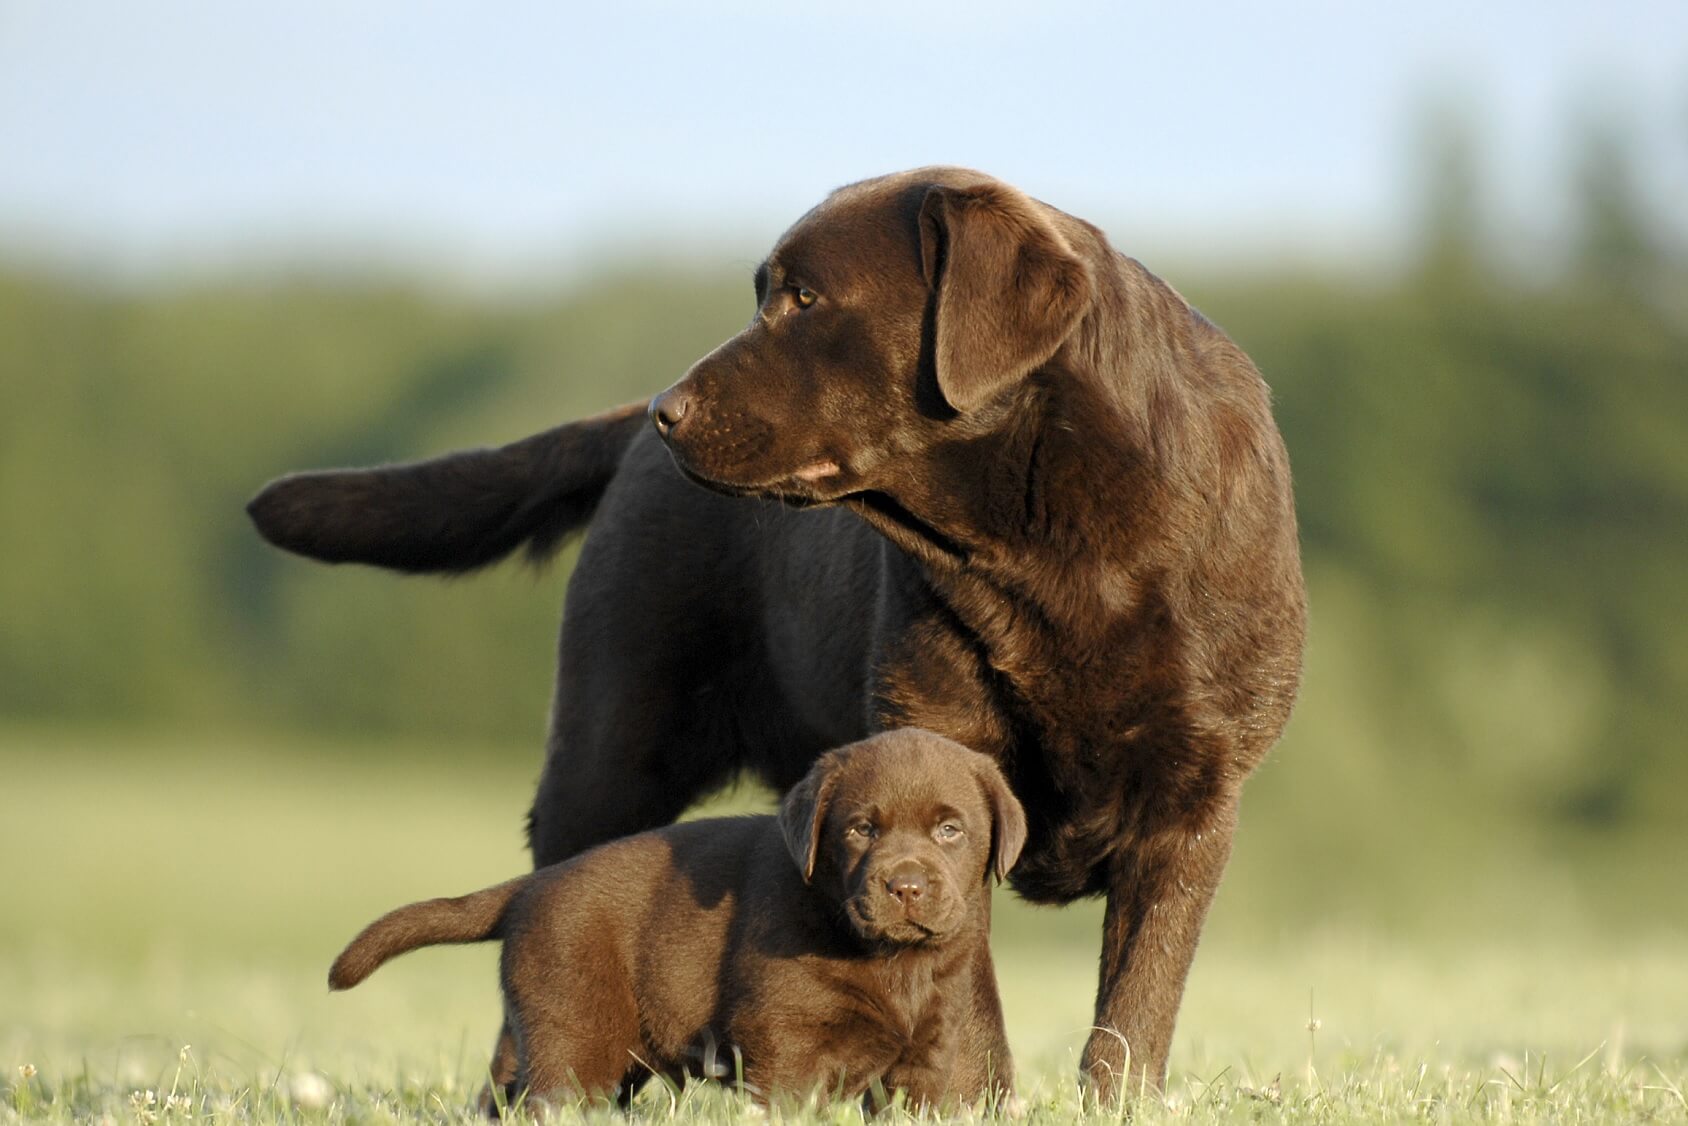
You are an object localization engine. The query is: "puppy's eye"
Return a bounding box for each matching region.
[936,823,963,842]
[847,821,876,840]
[793,286,817,309]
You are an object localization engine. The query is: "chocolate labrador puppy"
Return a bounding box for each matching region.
[251,166,1307,1096]
[328,729,1026,1110]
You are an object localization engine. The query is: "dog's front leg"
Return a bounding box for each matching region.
[870,974,1002,1113]
[945,937,1014,1103]
[1079,796,1238,1102]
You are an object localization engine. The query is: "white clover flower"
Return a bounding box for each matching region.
[288,1072,331,1110]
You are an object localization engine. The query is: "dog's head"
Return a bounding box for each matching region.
[648,167,1095,515]
[778,727,1027,947]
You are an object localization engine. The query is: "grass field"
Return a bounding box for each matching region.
[4,729,1685,1123]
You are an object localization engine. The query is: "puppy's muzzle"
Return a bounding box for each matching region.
[885,867,927,907]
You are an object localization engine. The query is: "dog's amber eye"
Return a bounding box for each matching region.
[794,287,817,309]
[847,821,876,840]
[936,823,963,842]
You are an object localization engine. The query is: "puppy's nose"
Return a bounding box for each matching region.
[649,387,692,438]
[886,871,927,906]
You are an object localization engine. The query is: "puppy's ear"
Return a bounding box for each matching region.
[918,182,1094,414]
[779,753,842,883]
[972,755,1028,883]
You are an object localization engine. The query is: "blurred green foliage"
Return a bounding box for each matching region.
[2,136,1685,932]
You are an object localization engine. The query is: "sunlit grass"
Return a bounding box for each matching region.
[4,728,1685,1122]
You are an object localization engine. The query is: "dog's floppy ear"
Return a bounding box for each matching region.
[779,752,843,883]
[918,182,1094,414]
[971,754,1028,883]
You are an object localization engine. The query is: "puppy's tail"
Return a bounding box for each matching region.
[247,400,649,574]
[328,875,528,991]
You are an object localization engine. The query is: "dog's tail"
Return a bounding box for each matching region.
[328,875,528,991]
[247,400,649,574]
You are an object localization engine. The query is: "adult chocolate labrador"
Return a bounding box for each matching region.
[249,166,1306,1097]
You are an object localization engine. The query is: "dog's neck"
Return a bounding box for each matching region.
[846,928,980,1018]
[850,370,1185,619]
[845,265,1299,810]
[849,249,1211,577]
[845,293,1266,749]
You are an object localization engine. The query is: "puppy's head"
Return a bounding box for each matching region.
[648,167,1094,512]
[778,728,1027,947]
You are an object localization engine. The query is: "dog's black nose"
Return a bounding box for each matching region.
[650,387,692,438]
[886,871,927,905]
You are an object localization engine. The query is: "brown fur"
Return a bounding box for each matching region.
[329,729,1025,1110]
[251,166,1307,1097]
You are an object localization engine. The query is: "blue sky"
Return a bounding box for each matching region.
[1,1,1683,282]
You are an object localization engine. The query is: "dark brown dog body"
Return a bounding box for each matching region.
[252,167,1307,1095]
[329,730,1026,1109]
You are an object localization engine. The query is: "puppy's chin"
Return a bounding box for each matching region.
[843,896,953,947]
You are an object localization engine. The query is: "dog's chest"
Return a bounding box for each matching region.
[874,574,1241,901]
[844,952,950,1060]
[875,581,1166,761]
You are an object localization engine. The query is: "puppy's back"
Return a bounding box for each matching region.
[512,816,792,1054]
[329,815,787,1007]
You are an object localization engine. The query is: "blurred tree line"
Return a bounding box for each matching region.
[1,108,1684,871]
